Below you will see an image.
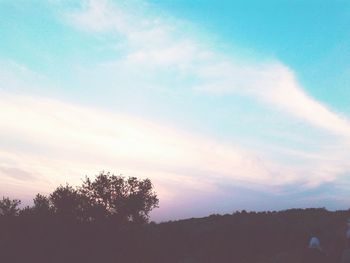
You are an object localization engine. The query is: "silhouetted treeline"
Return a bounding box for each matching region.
[0,174,349,262]
[0,172,159,224]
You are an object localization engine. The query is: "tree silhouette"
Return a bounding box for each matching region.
[0,196,21,216]
[80,172,159,223]
[50,184,84,220]
[33,194,51,216]
[12,172,159,224]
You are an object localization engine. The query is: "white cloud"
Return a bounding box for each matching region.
[196,61,350,137]
[0,91,306,202]
[67,0,350,139]
[62,0,350,187]
[1,86,349,213]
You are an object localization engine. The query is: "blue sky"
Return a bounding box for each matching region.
[1,0,350,221]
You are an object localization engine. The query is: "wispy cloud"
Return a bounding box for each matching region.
[62,0,350,185]
[195,62,350,138]
[0,90,302,211]
[67,0,350,138]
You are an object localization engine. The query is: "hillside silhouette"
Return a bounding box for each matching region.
[1,172,349,263]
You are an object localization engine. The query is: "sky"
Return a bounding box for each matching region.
[1,0,350,221]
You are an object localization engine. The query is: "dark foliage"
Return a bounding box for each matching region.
[14,172,159,224]
[1,207,349,263]
[80,172,159,223]
[0,196,21,216]
[0,174,349,263]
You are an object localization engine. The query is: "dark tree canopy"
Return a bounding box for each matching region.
[0,197,21,216]
[50,184,84,219]
[0,172,159,225]
[33,193,51,215]
[80,172,159,223]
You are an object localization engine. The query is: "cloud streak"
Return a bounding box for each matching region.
[62,0,350,182]
[0,90,305,214]
[67,0,350,138]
